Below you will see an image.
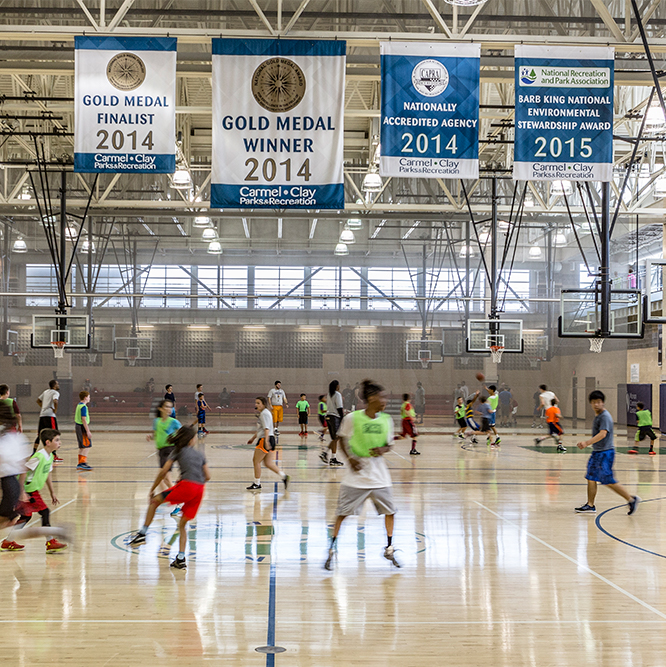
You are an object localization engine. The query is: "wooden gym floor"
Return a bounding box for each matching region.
[1,423,664,666]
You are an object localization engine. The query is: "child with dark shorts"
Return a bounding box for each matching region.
[629,402,658,455]
[477,397,498,448]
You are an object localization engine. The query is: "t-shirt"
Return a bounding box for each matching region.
[164,392,176,404]
[401,401,415,420]
[465,401,475,419]
[171,446,207,484]
[74,402,90,426]
[592,409,614,452]
[488,394,499,411]
[194,391,202,402]
[197,399,206,412]
[327,391,344,417]
[318,401,327,416]
[455,404,465,419]
[415,386,426,406]
[296,400,309,413]
[38,389,59,417]
[545,406,561,423]
[540,391,556,409]
[338,411,394,489]
[478,402,492,420]
[0,430,30,477]
[24,448,53,493]
[0,397,19,417]
[153,417,182,449]
[257,408,274,439]
[459,385,469,401]
[268,388,286,406]
[636,409,653,427]
[499,390,511,405]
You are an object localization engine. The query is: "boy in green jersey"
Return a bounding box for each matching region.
[485,384,501,446]
[296,394,310,435]
[75,391,93,471]
[629,402,658,455]
[148,400,182,492]
[317,395,328,441]
[325,379,400,570]
[454,397,466,439]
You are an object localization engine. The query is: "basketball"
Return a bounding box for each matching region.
[476,372,485,382]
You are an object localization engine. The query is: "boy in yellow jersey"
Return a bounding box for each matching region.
[4,429,68,553]
[628,402,658,455]
[325,379,400,569]
[454,397,466,439]
[75,391,93,470]
[485,385,501,446]
[397,393,419,455]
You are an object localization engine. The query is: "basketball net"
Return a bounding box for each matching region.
[51,341,66,358]
[16,351,27,364]
[490,345,504,363]
[589,338,604,353]
[420,358,430,370]
[128,355,138,367]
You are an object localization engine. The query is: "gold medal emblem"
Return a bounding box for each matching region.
[106,52,146,91]
[252,57,306,113]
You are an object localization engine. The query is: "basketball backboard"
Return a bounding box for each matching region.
[113,336,153,361]
[558,289,643,338]
[31,314,90,349]
[406,339,444,365]
[466,319,523,353]
[644,260,666,324]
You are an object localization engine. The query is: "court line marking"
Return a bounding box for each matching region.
[0,619,664,625]
[474,500,666,621]
[263,481,280,666]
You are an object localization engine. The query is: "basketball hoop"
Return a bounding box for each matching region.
[16,351,27,364]
[127,355,138,367]
[490,345,504,363]
[50,341,66,358]
[420,358,430,370]
[87,353,97,363]
[589,337,604,353]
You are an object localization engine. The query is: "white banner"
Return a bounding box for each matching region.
[74,36,176,173]
[211,39,345,209]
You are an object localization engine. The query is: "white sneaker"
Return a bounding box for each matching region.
[383,545,401,568]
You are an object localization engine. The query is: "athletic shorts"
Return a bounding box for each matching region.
[415,404,424,415]
[318,415,327,428]
[197,411,206,424]
[158,445,175,468]
[336,484,396,516]
[0,476,20,521]
[75,423,91,449]
[586,449,617,485]
[161,480,205,520]
[16,490,48,517]
[327,414,341,440]
[272,405,284,424]
[548,422,563,436]
[465,417,479,431]
[638,425,657,441]
[34,416,58,445]
[488,413,496,426]
[298,411,308,425]
[457,417,467,428]
[257,435,277,454]
[401,418,418,439]
[480,418,491,432]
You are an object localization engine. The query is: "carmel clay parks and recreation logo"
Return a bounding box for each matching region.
[252,57,306,113]
[106,52,147,91]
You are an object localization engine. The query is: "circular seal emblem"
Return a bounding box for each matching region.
[106,52,146,91]
[252,58,306,113]
[411,59,449,97]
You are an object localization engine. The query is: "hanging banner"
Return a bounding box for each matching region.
[74,36,177,173]
[211,39,345,209]
[514,45,614,182]
[380,42,480,180]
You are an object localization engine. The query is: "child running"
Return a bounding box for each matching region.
[246,396,290,491]
[485,385,501,446]
[535,398,566,452]
[321,380,344,467]
[397,393,420,455]
[296,394,310,436]
[325,379,400,570]
[575,390,640,515]
[128,425,210,570]
[148,400,181,493]
[196,392,210,436]
[454,397,466,439]
[4,428,68,553]
[317,395,328,441]
[0,404,30,534]
[75,391,93,470]
[463,391,481,445]
[477,396,498,449]
[629,402,658,455]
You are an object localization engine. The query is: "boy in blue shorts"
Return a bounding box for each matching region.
[575,390,640,515]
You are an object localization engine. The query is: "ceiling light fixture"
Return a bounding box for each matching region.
[346,217,363,230]
[340,228,355,244]
[551,180,573,196]
[12,236,27,253]
[202,228,217,240]
[207,240,223,254]
[193,215,210,227]
[528,244,542,258]
[334,242,349,256]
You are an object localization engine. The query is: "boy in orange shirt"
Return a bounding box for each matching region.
[535,398,566,452]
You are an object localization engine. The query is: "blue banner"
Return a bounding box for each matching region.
[514,46,614,182]
[211,39,345,209]
[380,42,480,180]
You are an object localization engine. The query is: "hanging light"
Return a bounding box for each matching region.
[202,227,217,240]
[554,231,568,246]
[362,168,383,193]
[18,187,31,200]
[65,223,78,241]
[523,193,535,207]
[459,245,475,258]
[346,217,363,230]
[80,238,96,254]
[12,236,27,253]
[646,102,666,128]
[551,180,573,196]
[654,175,666,197]
[207,240,223,254]
[340,228,355,244]
[528,244,542,258]
[193,215,210,227]
[171,166,192,189]
[444,0,484,5]
[478,230,491,244]
[334,242,349,256]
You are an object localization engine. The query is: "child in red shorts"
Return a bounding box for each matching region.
[128,425,210,570]
[397,393,420,455]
